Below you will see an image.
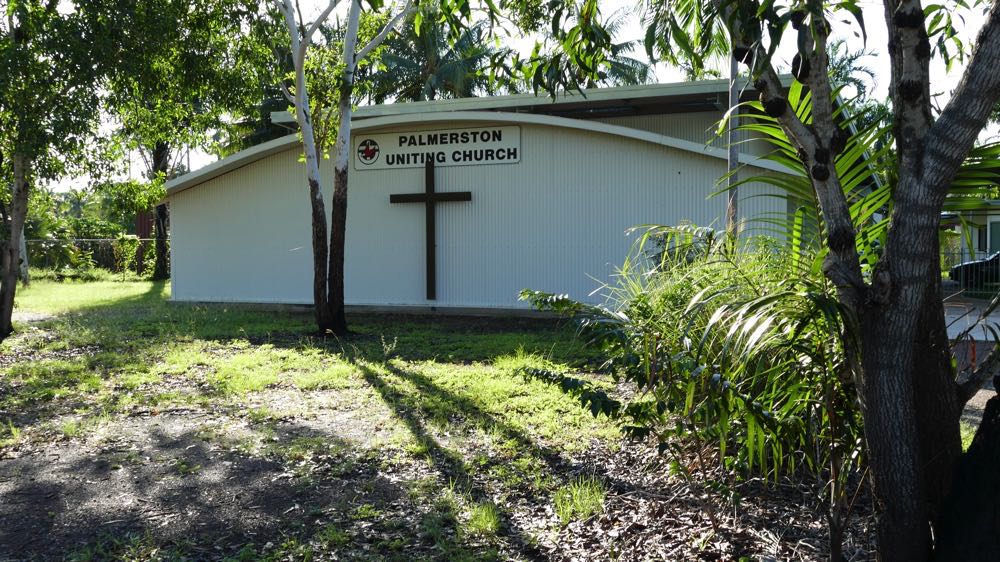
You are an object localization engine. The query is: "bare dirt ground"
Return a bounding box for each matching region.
[0,408,875,561]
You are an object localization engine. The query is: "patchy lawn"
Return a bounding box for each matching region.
[1,281,873,561]
[1,281,622,561]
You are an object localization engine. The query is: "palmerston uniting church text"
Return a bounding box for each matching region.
[354,126,522,170]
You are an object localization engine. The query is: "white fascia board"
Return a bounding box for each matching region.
[166,109,794,197]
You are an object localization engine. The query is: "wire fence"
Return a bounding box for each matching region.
[24,238,167,275]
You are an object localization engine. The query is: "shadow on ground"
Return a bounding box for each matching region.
[0,411,512,561]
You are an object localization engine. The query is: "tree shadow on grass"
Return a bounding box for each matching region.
[17,278,586,367]
[0,415,494,561]
[357,362,547,560]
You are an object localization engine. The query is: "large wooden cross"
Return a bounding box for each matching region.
[389,160,471,300]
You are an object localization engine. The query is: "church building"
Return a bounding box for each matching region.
[164,79,789,311]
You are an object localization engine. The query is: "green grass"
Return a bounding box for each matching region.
[961,420,977,451]
[6,278,617,559]
[466,502,501,536]
[553,476,606,525]
[4,280,617,453]
[291,362,356,390]
[0,419,22,448]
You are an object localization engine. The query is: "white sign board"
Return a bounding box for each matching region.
[354,126,520,170]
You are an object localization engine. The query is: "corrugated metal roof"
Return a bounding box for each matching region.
[270,78,787,126]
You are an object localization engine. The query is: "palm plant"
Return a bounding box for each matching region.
[594,8,654,87]
[368,14,510,103]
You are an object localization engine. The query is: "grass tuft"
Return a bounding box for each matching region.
[553,475,606,525]
[961,420,977,451]
[466,502,501,536]
[0,419,23,448]
[292,362,355,390]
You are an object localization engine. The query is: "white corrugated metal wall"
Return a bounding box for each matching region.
[170,116,784,308]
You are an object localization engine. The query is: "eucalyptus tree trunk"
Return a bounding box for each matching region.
[326,0,363,337]
[276,0,338,333]
[0,153,30,340]
[277,0,410,336]
[299,55,335,333]
[17,226,28,285]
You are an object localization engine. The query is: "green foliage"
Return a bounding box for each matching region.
[502,0,615,95]
[523,225,863,481]
[642,0,728,79]
[94,179,165,224]
[0,1,109,178]
[112,235,141,280]
[104,0,275,162]
[366,13,512,103]
[639,0,985,83]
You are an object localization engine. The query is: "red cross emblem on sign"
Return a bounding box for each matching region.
[358,139,380,164]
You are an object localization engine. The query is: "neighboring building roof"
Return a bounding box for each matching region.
[166,79,792,198]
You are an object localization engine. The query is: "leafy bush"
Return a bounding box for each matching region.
[31,267,119,283]
[113,235,141,279]
[521,225,864,541]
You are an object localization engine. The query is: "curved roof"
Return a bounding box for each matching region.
[166,110,791,197]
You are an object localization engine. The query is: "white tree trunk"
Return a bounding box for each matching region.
[275,0,339,330]
[17,224,28,285]
[326,0,413,334]
[1,153,30,338]
[333,0,361,177]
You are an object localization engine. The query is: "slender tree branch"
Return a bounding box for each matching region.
[958,345,1000,406]
[296,0,307,37]
[953,292,1000,405]
[953,292,1000,345]
[305,0,340,43]
[356,0,415,64]
[280,80,295,105]
[730,26,866,309]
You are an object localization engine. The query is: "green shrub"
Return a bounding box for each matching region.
[521,224,864,535]
[113,234,141,279]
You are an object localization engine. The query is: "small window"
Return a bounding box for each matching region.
[979,226,988,251]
